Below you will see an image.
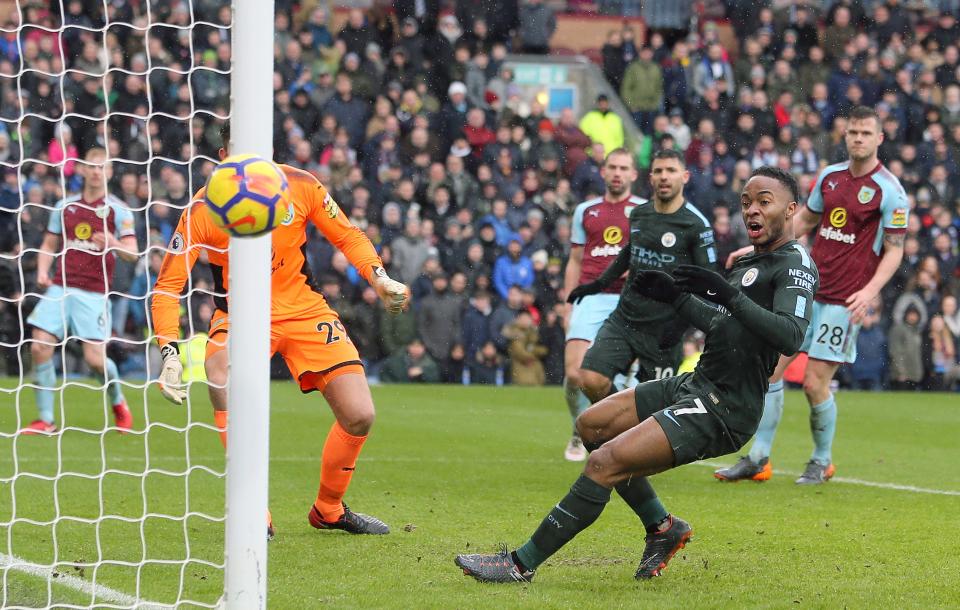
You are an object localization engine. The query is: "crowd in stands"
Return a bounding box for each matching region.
[0,0,959,391]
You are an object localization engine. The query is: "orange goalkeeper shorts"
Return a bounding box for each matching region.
[206,308,364,393]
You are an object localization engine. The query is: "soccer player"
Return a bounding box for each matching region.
[24,147,136,434]
[454,166,818,583]
[561,147,646,461]
[715,106,907,485]
[151,125,409,536]
[568,149,717,403]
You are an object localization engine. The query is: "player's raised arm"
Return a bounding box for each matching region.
[151,203,210,404]
[302,176,408,313]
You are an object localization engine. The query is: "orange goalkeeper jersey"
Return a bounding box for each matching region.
[151,165,383,347]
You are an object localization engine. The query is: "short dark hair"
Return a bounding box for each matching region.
[651,148,686,167]
[750,166,799,202]
[848,105,880,125]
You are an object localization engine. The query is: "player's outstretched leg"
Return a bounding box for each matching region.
[456,410,681,583]
[23,331,59,435]
[308,372,389,535]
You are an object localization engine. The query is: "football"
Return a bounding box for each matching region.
[203,153,290,237]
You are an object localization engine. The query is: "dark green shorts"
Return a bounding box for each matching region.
[581,315,683,383]
[634,372,758,467]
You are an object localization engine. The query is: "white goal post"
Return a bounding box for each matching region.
[223,0,273,608]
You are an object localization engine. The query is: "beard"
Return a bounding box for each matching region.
[607,183,627,197]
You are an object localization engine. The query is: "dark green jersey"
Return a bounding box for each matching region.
[597,200,717,329]
[676,240,819,409]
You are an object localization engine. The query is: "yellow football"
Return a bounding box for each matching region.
[204,154,290,237]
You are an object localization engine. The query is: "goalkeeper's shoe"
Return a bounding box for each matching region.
[713,456,772,482]
[795,460,835,485]
[267,510,275,540]
[20,419,57,435]
[455,545,535,583]
[112,400,133,433]
[635,515,693,579]
[308,503,390,535]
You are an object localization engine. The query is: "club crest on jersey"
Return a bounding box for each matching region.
[829,208,847,228]
[661,232,676,247]
[857,186,876,204]
[603,226,623,245]
[281,205,295,226]
[95,206,110,219]
[75,222,92,240]
[169,232,185,253]
[741,267,759,286]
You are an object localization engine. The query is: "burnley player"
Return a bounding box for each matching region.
[561,147,646,461]
[152,125,409,537]
[455,166,817,583]
[568,149,716,402]
[716,106,907,485]
[24,148,137,434]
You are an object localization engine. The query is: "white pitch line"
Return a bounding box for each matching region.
[695,461,960,497]
[5,454,960,497]
[0,553,171,609]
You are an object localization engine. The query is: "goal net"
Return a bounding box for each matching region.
[0,1,235,607]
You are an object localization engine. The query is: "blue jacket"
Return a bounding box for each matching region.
[493,254,534,299]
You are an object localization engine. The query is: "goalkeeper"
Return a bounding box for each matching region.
[151,124,409,537]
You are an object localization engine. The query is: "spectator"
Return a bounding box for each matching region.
[571,142,607,200]
[621,45,663,134]
[504,310,548,386]
[924,314,956,390]
[380,338,441,383]
[850,297,887,390]
[602,30,628,93]
[493,238,534,300]
[518,0,556,55]
[578,94,624,157]
[888,303,925,390]
[416,272,464,363]
[693,43,734,100]
[469,341,504,385]
[391,218,432,285]
[490,285,524,352]
[337,9,375,58]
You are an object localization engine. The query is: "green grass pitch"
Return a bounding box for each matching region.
[1,381,959,608]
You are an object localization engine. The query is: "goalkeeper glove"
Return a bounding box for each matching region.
[673,265,738,306]
[158,344,187,405]
[372,267,409,314]
[566,280,605,305]
[630,270,682,304]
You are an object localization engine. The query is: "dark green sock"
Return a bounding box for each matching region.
[514,474,612,571]
[615,476,667,531]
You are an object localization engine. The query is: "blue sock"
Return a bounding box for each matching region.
[810,394,837,465]
[564,377,592,433]
[34,360,57,424]
[748,380,784,463]
[103,358,124,405]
